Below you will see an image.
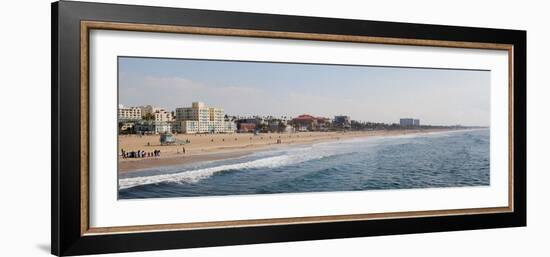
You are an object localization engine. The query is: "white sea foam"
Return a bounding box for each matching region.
[119,147,329,190]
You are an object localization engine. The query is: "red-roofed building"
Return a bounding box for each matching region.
[290,114,330,131]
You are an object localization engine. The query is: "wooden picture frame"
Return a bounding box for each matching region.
[52,1,526,256]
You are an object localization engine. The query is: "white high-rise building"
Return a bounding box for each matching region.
[118,105,142,120]
[175,102,236,133]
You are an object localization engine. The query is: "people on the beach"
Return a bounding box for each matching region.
[122,149,161,159]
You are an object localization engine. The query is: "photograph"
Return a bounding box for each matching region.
[47,1,528,255]
[117,57,491,199]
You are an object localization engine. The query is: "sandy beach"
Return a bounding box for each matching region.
[118,128,461,173]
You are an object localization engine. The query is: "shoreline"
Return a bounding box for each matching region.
[118,128,477,173]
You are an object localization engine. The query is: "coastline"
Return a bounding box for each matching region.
[118,128,472,173]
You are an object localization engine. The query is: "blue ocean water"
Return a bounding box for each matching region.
[118,129,490,199]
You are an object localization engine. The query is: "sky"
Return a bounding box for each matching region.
[118,57,490,126]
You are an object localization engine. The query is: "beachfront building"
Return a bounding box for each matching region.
[175,102,236,133]
[400,118,420,127]
[134,120,172,134]
[238,123,257,133]
[169,121,181,134]
[289,114,331,132]
[118,105,142,121]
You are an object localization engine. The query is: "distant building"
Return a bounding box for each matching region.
[333,115,351,129]
[118,105,142,121]
[134,120,171,134]
[234,117,262,132]
[154,109,173,122]
[400,118,420,127]
[400,118,414,126]
[140,105,173,122]
[290,114,330,132]
[170,121,181,133]
[238,123,257,133]
[175,102,236,133]
[179,121,201,134]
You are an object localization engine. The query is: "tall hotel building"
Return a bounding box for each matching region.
[175,102,236,133]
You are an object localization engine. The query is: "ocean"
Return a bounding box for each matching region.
[118,129,490,199]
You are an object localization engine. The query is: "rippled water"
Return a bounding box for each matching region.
[119,129,490,199]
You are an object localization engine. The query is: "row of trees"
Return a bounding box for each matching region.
[350,121,468,130]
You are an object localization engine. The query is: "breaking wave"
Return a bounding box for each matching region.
[119,147,331,190]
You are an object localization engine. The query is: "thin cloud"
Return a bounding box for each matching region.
[118,58,490,126]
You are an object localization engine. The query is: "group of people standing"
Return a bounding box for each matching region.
[121,149,161,159]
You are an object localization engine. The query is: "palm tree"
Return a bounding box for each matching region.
[142,113,155,121]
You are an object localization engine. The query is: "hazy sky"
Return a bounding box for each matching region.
[119,57,490,126]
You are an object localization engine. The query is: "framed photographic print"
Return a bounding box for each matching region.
[51,1,526,256]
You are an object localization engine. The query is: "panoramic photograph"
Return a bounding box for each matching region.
[117,57,490,199]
